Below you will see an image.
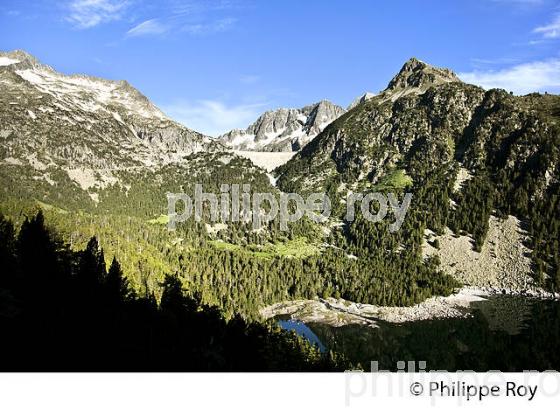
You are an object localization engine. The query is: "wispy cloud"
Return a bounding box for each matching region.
[66,0,131,29]
[459,59,560,94]
[471,57,520,65]
[161,99,267,136]
[169,0,237,15]
[126,18,169,37]
[534,13,560,38]
[470,57,521,69]
[123,0,238,38]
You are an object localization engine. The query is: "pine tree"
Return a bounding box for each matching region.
[106,257,132,303]
[0,215,16,288]
[16,211,62,292]
[77,236,106,296]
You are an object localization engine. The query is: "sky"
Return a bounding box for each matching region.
[1,0,560,136]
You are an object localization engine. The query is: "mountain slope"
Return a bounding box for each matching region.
[276,57,560,291]
[277,57,556,194]
[0,50,272,209]
[0,50,221,172]
[347,91,375,110]
[220,100,345,152]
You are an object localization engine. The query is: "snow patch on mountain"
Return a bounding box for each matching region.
[220,100,345,152]
[15,67,167,121]
[233,150,296,172]
[0,57,20,66]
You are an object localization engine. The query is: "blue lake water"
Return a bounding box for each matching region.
[277,318,326,352]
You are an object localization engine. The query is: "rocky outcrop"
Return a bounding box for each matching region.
[220,100,345,152]
[381,57,460,101]
[0,50,215,170]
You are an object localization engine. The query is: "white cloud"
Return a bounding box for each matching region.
[66,0,130,29]
[534,13,560,38]
[125,15,236,38]
[459,59,560,94]
[126,18,169,37]
[161,100,267,136]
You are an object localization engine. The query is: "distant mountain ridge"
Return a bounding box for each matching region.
[0,50,271,211]
[219,100,345,152]
[0,49,220,171]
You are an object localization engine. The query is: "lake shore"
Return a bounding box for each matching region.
[260,286,560,328]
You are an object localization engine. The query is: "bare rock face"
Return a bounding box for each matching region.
[220,100,345,152]
[305,100,346,137]
[0,50,214,170]
[384,57,460,95]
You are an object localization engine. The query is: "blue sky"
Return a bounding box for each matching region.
[1,0,560,135]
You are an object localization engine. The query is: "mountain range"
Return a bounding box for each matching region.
[1,49,559,312]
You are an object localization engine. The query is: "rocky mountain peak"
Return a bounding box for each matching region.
[304,100,346,136]
[0,50,51,71]
[220,100,345,152]
[0,49,214,171]
[385,57,460,93]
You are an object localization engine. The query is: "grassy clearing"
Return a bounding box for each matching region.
[35,200,69,214]
[270,237,319,258]
[375,169,413,190]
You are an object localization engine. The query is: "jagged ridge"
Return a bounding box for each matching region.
[0,50,218,171]
[220,100,345,152]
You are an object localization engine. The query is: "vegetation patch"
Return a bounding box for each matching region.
[375,169,413,190]
[147,214,170,225]
[210,236,320,259]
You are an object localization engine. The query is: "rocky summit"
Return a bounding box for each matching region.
[0,50,218,171]
[275,56,560,295]
[219,100,345,152]
[381,57,461,101]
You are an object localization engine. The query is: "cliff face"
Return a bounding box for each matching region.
[0,50,218,171]
[220,100,345,152]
